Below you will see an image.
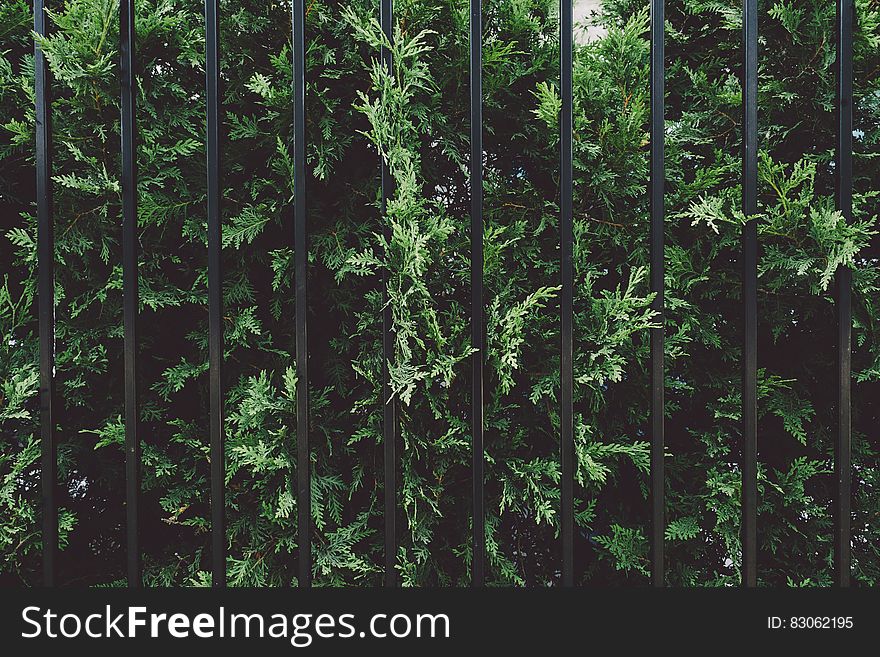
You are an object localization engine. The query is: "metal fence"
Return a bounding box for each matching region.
[32,0,855,587]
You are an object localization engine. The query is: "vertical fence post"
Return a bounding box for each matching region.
[206,0,225,588]
[293,0,311,588]
[34,0,56,588]
[380,0,398,588]
[649,0,665,588]
[834,0,853,589]
[120,0,141,588]
[470,0,485,587]
[560,0,574,587]
[741,0,758,589]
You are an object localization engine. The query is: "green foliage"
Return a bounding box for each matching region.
[0,0,878,587]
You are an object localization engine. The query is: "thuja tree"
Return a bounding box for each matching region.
[0,0,878,586]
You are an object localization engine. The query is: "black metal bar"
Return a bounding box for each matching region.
[380,0,398,588]
[120,0,141,588]
[649,0,665,588]
[834,0,853,589]
[292,0,311,588]
[470,0,485,587]
[205,0,225,588]
[560,0,574,587]
[741,0,758,589]
[34,0,56,588]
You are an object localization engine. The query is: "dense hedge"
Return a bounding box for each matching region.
[1,0,879,586]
